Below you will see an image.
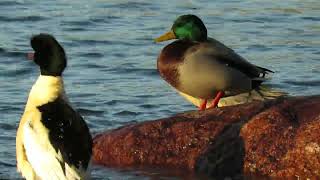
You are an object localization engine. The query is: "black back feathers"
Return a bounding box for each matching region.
[37,97,92,170]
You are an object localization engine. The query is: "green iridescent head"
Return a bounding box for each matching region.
[155,14,207,42]
[172,14,207,41]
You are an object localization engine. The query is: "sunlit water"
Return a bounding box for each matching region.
[0,0,319,179]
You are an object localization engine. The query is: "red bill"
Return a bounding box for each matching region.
[27,52,34,60]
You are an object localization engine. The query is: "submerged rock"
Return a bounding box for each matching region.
[93,96,320,179]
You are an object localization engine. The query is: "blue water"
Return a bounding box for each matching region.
[0,0,319,179]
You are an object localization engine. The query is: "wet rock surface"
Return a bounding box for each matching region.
[93,96,320,179]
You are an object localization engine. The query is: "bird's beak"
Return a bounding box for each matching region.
[154,30,176,42]
[27,52,34,60]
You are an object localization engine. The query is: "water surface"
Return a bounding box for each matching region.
[0,0,319,179]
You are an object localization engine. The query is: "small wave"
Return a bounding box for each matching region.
[77,108,105,116]
[102,2,151,9]
[119,2,151,7]
[114,68,158,76]
[0,123,16,130]
[0,50,26,58]
[139,104,157,109]
[111,53,126,58]
[0,105,22,112]
[118,120,138,126]
[0,160,15,167]
[0,15,46,22]
[254,16,287,23]
[135,94,154,98]
[247,44,273,51]
[105,100,118,105]
[159,109,175,115]
[60,20,94,27]
[231,19,262,23]
[80,52,104,58]
[73,93,97,98]
[0,67,32,77]
[0,1,24,6]
[15,68,33,76]
[0,135,15,141]
[90,16,121,23]
[62,27,87,31]
[301,16,320,21]
[87,64,108,69]
[283,80,320,87]
[109,41,139,46]
[74,39,112,46]
[114,110,141,116]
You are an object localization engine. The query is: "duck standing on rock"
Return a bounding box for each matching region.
[16,34,92,180]
[155,14,275,110]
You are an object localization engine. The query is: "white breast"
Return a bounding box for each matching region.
[23,119,86,180]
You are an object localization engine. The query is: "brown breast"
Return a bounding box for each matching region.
[157,40,198,88]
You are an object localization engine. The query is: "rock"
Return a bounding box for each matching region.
[93,96,320,179]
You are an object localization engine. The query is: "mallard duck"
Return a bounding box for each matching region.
[16,34,92,180]
[155,14,273,110]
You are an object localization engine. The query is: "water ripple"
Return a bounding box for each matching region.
[77,108,105,116]
[62,27,87,31]
[0,1,23,6]
[139,104,158,109]
[283,80,320,87]
[73,39,112,46]
[1,50,26,58]
[60,20,94,27]
[104,100,118,106]
[114,68,158,76]
[247,44,273,51]
[0,123,16,130]
[301,16,320,21]
[79,52,104,58]
[114,110,141,116]
[0,15,46,22]
[102,2,151,9]
[0,160,15,167]
[90,16,121,23]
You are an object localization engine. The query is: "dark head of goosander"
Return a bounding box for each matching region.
[30,34,66,76]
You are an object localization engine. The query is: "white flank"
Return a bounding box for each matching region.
[23,121,81,180]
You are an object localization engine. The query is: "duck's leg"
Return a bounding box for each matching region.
[198,99,207,111]
[209,91,224,108]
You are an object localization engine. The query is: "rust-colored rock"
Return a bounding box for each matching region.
[93,96,320,179]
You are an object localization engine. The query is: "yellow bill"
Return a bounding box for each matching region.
[154,30,176,42]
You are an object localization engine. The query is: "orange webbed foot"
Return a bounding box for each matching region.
[208,91,224,109]
[198,99,207,111]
